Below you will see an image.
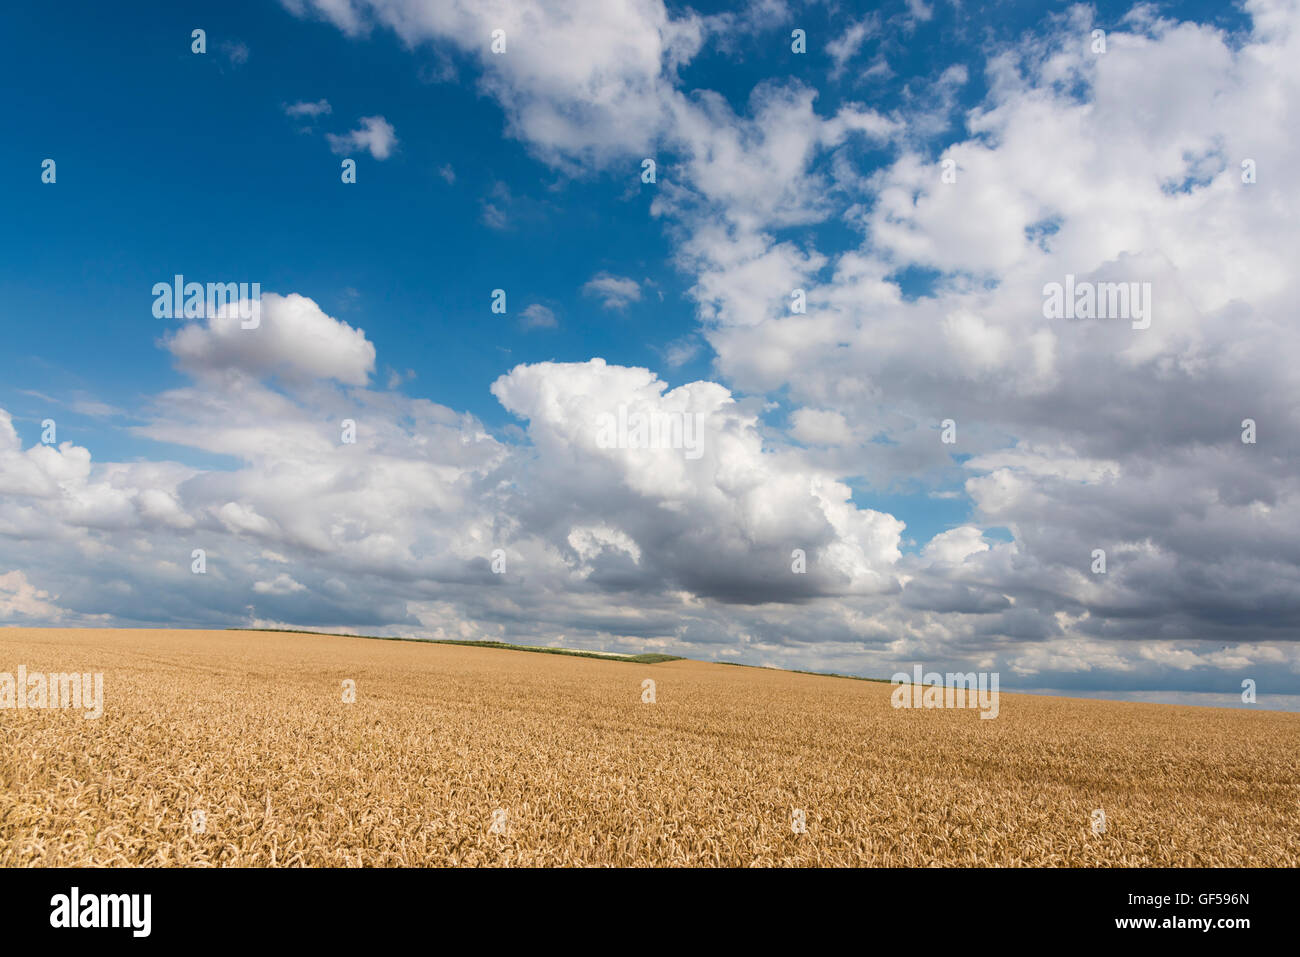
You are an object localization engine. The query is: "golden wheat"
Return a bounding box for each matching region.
[0,627,1296,866]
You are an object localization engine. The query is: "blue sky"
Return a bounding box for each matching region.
[0,0,1246,523]
[2,1,691,441]
[1,0,1297,707]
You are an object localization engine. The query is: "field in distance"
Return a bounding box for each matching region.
[1,627,1296,866]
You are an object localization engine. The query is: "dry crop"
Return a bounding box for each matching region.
[1,627,1296,866]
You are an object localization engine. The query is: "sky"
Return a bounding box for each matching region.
[1,0,1298,709]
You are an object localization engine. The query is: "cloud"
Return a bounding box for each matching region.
[163,292,376,386]
[385,367,416,389]
[903,0,934,27]
[520,304,557,329]
[17,390,124,420]
[253,573,307,595]
[827,17,878,77]
[221,41,250,66]
[921,527,989,565]
[0,352,901,643]
[490,358,904,603]
[626,1,1300,667]
[581,272,641,310]
[790,408,855,447]
[326,115,398,159]
[280,0,710,169]
[480,181,526,230]
[283,98,332,118]
[0,570,63,620]
[11,0,1300,697]
[662,336,701,368]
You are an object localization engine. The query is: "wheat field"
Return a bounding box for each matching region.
[0,627,1296,866]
